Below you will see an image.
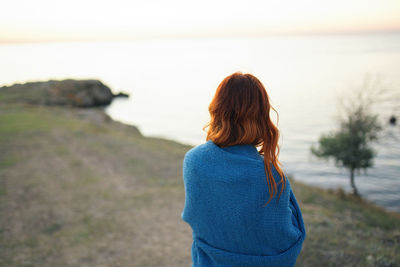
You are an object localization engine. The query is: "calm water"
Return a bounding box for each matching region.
[1,34,399,211]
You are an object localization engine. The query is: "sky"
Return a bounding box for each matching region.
[0,0,400,43]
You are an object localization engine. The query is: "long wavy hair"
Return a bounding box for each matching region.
[204,72,285,204]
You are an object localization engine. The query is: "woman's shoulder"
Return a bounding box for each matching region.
[184,140,216,161]
[183,141,220,177]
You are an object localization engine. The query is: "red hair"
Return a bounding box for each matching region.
[204,72,286,204]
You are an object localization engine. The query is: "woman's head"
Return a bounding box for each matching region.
[205,72,285,203]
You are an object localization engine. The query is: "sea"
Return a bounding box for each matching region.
[1,33,399,212]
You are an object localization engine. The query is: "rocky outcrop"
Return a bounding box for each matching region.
[0,79,128,107]
[113,92,129,98]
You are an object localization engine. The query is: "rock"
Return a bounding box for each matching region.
[389,115,396,126]
[113,92,130,98]
[0,79,115,107]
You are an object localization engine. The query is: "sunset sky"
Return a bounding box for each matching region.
[1,0,400,43]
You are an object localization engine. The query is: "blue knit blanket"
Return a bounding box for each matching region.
[181,140,306,267]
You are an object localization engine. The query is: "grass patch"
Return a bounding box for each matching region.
[42,222,64,235]
[0,105,83,143]
[361,208,400,230]
[0,155,18,169]
[63,216,113,246]
[0,186,6,197]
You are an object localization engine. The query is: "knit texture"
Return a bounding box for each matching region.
[181,140,306,267]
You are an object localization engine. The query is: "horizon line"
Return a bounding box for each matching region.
[1,28,400,45]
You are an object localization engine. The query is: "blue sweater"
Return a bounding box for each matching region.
[181,140,306,267]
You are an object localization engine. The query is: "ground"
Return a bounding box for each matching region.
[0,103,399,267]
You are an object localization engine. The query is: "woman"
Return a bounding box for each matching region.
[181,72,306,267]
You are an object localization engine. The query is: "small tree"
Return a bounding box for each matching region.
[311,89,382,196]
